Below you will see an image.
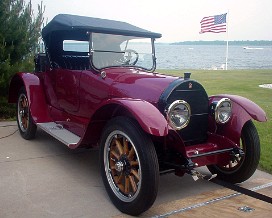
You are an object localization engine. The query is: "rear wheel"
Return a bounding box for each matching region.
[99,117,159,215]
[17,87,37,139]
[208,120,260,183]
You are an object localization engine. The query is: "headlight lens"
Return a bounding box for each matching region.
[166,100,191,130]
[215,98,232,124]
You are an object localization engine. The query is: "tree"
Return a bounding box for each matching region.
[0,0,44,119]
[0,0,44,96]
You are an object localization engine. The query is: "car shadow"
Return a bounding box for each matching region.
[33,128,219,206]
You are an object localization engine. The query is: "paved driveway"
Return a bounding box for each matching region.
[0,122,271,217]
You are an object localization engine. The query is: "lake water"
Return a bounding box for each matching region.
[63,43,272,70]
[155,44,272,70]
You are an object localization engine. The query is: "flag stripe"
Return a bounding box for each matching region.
[200,13,227,34]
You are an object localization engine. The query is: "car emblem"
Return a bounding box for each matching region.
[189,83,193,89]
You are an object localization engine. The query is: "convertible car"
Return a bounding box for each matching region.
[8,14,267,215]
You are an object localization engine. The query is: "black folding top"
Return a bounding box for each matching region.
[42,14,162,40]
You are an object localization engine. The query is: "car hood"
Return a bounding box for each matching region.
[106,68,179,105]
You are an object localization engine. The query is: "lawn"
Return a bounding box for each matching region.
[158,69,272,174]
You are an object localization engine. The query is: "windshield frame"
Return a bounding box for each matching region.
[89,32,157,72]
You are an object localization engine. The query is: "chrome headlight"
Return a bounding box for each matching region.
[166,100,191,130]
[214,98,232,124]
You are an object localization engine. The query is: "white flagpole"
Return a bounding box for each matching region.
[225,11,229,70]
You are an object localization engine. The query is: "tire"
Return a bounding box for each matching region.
[208,120,260,183]
[17,87,37,139]
[99,116,159,215]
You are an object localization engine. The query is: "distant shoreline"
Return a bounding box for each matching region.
[170,40,272,46]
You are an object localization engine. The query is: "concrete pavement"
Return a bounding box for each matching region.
[0,122,271,218]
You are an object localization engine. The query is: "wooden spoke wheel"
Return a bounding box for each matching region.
[18,92,30,132]
[208,120,260,183]
[17,88,37,139]
[105,131,141,202]
[214,137,246,172]
[100,117,159,216]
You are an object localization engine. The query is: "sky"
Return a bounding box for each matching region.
[30,0,272,43]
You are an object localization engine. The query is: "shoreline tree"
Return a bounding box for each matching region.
[0,0,44,118]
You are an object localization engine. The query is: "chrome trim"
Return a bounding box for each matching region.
[166,100,191,130]
[214,98,232,124]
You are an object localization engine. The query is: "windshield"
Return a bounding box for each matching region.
[90,33,156,71]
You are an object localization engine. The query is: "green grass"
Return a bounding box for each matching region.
[158,69,272,174]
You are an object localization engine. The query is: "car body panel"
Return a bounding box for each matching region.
[99,98,169,136]
[9,73,52,123]
[109,68,178,104]
[211,94,267,122]
[209,94,267,146]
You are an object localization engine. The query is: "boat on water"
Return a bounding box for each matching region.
[243,46,264,50]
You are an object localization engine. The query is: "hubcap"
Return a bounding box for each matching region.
[115,161,124,172]
[104,131,141,202]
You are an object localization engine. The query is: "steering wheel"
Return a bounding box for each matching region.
[123,49,139,65]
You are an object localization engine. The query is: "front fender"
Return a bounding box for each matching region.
[209,94,267,145]
[210,94,267,122]
[94,98,168,137]
[9,72,51,123]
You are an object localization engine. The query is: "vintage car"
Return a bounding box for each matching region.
[9,14,267,215]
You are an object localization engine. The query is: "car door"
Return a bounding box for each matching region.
[54,68,81,113]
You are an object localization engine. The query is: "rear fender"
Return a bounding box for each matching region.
[209,94,267,144]
[9,72,51,123]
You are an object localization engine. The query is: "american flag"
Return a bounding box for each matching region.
[200,13,227,34]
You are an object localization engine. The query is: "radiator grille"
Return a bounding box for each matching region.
[159,79,209,144]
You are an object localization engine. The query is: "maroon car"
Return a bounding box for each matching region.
[9,14,267,215]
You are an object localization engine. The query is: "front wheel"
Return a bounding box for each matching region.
[208,120,260,183]
[99,117,159,216]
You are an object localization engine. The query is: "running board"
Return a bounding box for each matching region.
[37,122,81,147]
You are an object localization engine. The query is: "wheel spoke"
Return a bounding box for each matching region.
[21,98,25,107]
[110,150,120,159]
[21,117,25,127]
[130,161,138,166]
[123,138,129,155]
[229,161,233,168]
[125,176,130,194]
[131,169,140,181]
[114,173,124,184]
[116,173,124,184]
[19,100,23,108]
[118,184,125,193]
[25,98,28,107]
[115,138,124,155]
[23,98,28,107]
[110,155,116,163]
[129,175,137,193]
[128,147,135,160]
[22,117,28,129]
